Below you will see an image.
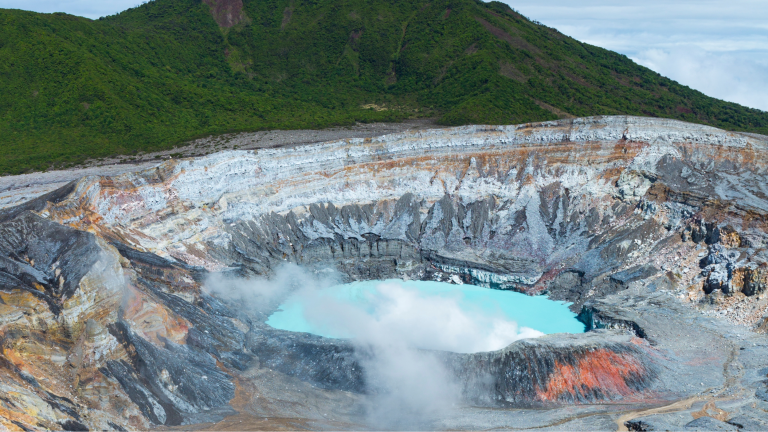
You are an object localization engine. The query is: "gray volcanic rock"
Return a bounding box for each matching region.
[756,380,768,402]
[445,330,656,406]
[0,211,100,315]
[685,417,738,431]
[726,415,768,431]
[0,116,767,430]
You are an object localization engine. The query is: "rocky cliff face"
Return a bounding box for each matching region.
[40,116,768,308]
[203,0,246,28]
[1,116,767,430]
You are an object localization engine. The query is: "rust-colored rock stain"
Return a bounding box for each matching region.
[538,349,647,402]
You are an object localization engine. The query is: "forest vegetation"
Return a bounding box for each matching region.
[1,0,766,174]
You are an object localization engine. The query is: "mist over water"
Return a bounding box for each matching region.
[268,279,584,352]
[205,264,583,428]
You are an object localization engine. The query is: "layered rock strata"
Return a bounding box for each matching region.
[0,116,767,429]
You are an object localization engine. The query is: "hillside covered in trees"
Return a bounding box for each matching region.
[1,0,766,174]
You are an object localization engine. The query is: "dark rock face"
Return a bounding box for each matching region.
[0,217,252,428]
[216,190,654,304]
[445,333,656,406]
[726,415,768,431]
[578,305,647,339]
[203,0,246,28]
[247,326,366,393]
[625,419,654,431]
[609,266,659,290]
[1,117,768,429]
[246,323,655,408]
[756,380,768,402]
[0,212,100,315]
[742,265,768,296]
[684,416,738,431]
[105,321,235,425]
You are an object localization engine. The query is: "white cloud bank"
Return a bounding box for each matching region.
[0,0,140,19]
[632,47,768,112]
[500,0,768,111]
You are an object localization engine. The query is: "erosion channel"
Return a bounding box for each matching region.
[1,116,767,430]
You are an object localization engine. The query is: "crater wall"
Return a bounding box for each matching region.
[1,116,768,429]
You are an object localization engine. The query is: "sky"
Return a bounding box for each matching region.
[500,0,768,111]
[2,0,766,111]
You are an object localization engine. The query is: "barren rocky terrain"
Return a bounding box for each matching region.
[0,120,442,211]
[1,116,767,431]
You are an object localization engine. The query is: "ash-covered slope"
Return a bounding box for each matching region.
[1,116,768,430]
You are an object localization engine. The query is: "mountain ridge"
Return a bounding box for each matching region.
[1,0,766,175]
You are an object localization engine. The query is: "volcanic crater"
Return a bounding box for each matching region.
[1,116,768,430]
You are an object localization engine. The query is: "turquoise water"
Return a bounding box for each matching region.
[266,279,584,352]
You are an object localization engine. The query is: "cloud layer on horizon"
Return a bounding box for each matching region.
[501,0,768,111]
[0,0,139,19]
[2,0,766,111]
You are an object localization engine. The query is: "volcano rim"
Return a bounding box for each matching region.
[233,251,654,407]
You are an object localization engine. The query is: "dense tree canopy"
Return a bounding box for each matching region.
[1,0,765,174]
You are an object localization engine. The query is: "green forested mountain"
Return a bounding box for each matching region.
[1,0,766,175]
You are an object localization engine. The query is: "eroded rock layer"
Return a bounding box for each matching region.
[1,116,767,430]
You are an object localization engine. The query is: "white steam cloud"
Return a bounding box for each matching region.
[297,280,543,427]
[203,263,339,310]
[204,264,542,428]
[300,281,544,353]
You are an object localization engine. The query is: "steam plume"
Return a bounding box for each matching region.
[204,265,544,428]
